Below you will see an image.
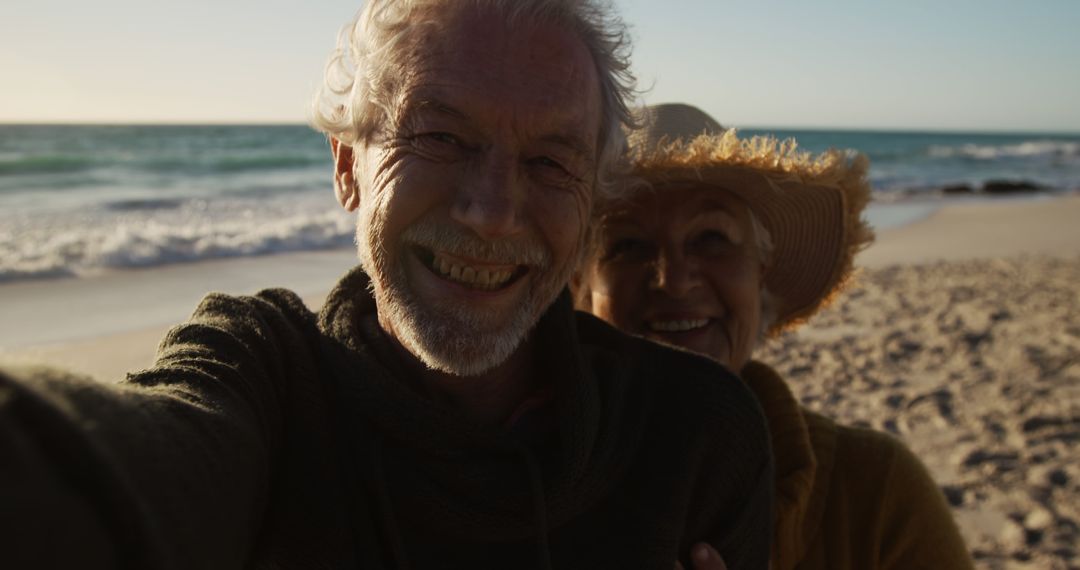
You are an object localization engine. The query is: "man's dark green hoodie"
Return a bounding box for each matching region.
[0,266,773,569]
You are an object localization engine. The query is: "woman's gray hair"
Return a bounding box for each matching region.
[747,208,774,267]
[748,209,779,341]
[310,0,637,203]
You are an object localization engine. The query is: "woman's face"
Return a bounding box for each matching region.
[579,186,765,371]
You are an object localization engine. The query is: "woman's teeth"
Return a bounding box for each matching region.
[432,253,515,290]
[649,319,709,332]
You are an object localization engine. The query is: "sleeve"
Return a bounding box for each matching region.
[710,453,774,570]
[0,290,317,570]
[682,362,775,570]
[873,432,975,570]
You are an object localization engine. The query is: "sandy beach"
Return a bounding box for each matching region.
[759,196,1080,569]
[2,195,1080,568]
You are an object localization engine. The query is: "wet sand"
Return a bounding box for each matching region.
[0,249,354,378]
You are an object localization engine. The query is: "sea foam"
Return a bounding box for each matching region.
[928,140,1080,161]
[0,197,355,283]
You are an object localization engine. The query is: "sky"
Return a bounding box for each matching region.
[1,0,1078,132]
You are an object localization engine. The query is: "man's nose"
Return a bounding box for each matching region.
[450,154,526,240]
[652,248,701,298]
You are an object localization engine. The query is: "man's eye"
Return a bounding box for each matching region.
[531,156,565,171]
[407,131,470,160]
[528,155,580,184]
[420,132,463,146]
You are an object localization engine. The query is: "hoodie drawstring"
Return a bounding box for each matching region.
[519,447,554,570]
[373,433,412,570]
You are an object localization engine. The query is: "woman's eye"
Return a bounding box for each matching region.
[700,230,730,243]
[695,230,735,253]
[602,238,653,261]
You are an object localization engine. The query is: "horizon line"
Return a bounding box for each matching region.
[2,119,1079,137]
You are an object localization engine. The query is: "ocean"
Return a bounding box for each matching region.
[2,124,1078,284]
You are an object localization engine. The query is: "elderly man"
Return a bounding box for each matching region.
[0,1,770,569]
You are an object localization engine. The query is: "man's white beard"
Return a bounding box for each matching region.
[356,204,577,377]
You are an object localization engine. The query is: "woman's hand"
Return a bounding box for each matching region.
[674,542,727,570]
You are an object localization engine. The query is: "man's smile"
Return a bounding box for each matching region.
[410,245,530,292]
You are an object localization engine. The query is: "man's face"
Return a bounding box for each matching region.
[580,187,765,371]
[350,8,603,376]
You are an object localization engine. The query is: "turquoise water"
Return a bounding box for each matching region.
[2,124,1078,282]
[742,127,1080,194]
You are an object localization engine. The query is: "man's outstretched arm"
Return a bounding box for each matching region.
[0,290,316,569]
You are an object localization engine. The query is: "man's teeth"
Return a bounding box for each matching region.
[649,319,709,332]
[433,254,515,290]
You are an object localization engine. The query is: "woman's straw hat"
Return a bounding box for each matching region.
[615,103,875,334]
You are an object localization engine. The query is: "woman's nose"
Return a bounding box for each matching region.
[652,249,701,298]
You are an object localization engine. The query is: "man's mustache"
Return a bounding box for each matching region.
[401,218,551,268]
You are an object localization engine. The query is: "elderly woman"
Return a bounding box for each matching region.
[575,104,973,570]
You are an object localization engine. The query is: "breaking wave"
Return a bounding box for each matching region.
[0,204,355,283]
[928,140,1080,161]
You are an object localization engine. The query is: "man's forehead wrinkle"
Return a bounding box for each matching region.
[399,82,598,157]
[413,53,591,104]
[392,11,602,159]
[404,95,471,122]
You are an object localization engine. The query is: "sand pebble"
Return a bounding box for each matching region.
[1025,509,1054,530]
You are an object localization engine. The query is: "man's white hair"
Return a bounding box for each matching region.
[310,0,637,202]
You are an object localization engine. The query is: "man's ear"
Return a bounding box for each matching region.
[331,137,361,212]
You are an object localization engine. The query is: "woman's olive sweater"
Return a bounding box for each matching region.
[742,361,973,570]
